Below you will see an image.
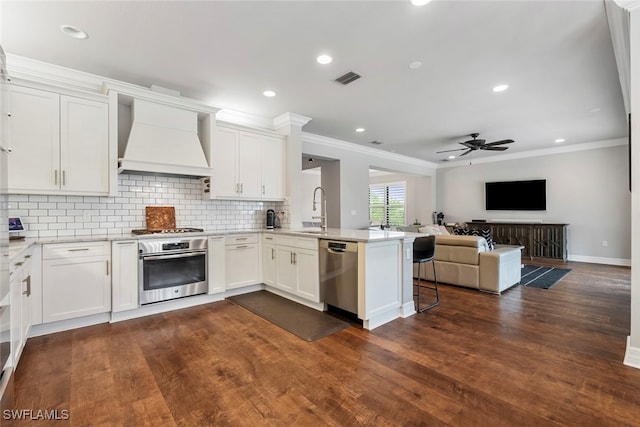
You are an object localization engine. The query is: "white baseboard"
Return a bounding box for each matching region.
[30,313,111,337]
[567,254,631,267]
[624,336,640,369]
[401,301,417,318]
[110,293,225,323]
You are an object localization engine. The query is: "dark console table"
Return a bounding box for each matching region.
[466,222,568,261]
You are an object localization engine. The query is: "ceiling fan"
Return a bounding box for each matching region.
[437,133,514,157]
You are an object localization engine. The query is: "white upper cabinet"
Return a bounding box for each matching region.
[9,85,110,195]
[207,125,285,201]
[260,135,285,200]
[8,86,60,193]
[60,95,109,194]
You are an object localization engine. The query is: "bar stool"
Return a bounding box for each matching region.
[413,235,439,312]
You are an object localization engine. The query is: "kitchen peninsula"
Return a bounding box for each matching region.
[7,228,417,350]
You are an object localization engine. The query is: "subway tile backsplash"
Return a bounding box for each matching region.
[8,174,288,238]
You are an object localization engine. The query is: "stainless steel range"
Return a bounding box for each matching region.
[138,237,208,305]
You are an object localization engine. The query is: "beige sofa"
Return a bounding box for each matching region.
[414,234,522,294]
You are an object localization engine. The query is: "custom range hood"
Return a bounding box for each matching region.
[119,98,212,177]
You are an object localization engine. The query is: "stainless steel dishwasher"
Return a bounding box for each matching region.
[319,239,358,315]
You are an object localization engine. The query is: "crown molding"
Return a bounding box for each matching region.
[302,132,439,169]
[614,0,640,11]
[274,112,312,131]
[7,54,104,94]
[216,108,276,130]
[437,137,628,168]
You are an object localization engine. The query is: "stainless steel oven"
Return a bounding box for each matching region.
[139,238,208,305]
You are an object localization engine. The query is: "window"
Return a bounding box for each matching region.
[369,182,406,226]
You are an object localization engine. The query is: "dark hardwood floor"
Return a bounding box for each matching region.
[9,261,640,426]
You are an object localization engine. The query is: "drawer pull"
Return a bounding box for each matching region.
[14,261,24,267]
[67,248,90,252]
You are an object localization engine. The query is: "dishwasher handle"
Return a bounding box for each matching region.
[327,247,347,254]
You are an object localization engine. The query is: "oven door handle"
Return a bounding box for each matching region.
[141,251,206,261]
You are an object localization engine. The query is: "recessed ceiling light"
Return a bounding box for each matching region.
[410,0,432,5]
[317,54,333,65]
[590,107,601,113]
[448,155,456,159]
[554,138,565,143]
[263,90,276,97]
[60,25,89,40]
[492,84,509,93]
[408,61,422,70]
[355,127,365,133]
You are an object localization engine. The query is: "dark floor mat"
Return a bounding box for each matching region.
[227,291,350,341]
[521,266,571,289]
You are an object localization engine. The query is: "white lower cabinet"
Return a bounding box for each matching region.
[10,248,32,367]
[208,236,226,294]
[261,235,276,287]
[268,236,320,303]
[42,241,111,323]
[111,240,138,312]
[225,234,259,289]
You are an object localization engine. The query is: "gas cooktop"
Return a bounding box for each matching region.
[131,228,204,235]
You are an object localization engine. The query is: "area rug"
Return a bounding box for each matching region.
[227,291,350,342]
[521,265,571,289]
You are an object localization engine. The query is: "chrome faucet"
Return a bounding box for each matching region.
[312,186,328,231]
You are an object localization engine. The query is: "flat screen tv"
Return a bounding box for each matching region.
[485,179,546,211]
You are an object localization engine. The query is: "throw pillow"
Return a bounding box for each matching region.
[418,225,442,235]
[470,228,494,250]
[453,227,494,250]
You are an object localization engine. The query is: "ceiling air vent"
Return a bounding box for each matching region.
[334,71,362,85]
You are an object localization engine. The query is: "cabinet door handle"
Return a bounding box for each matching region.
[24,254,31,259]
[62,170,66,186]
[22,275,31,297]
[290,251,294,264]
[293,252,297,265]
[236,183,240,193]
[262,185,265,195]
[54,169,58,185]
[0,146,11,153]
[106,260,109,276]
[14,261,24,267]
[271,248,275,259]
[240,183,244,194]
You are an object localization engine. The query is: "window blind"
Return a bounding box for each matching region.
[369,182,406,226]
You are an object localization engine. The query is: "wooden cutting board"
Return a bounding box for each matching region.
[145,206,176,230]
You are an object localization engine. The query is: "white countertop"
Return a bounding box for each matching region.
[7,227,416,261]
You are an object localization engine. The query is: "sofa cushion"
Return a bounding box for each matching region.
[433,235,488,265]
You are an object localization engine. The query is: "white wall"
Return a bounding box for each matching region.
[369,173,433,226]
[302,133,437,229]
[436,144,631,263]
[300,168,321,223]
